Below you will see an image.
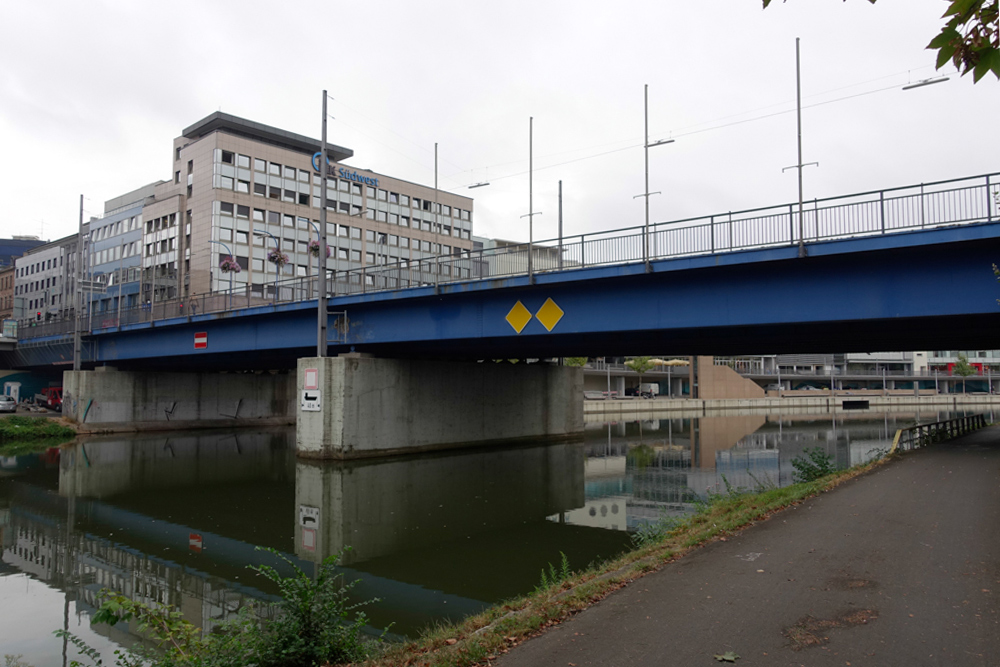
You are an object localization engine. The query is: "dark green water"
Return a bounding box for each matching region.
[0,407,983,664]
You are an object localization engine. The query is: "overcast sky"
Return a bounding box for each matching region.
[1,0,997,244]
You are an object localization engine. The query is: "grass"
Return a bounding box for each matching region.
[0,416,75,452]
[361,453,896,667]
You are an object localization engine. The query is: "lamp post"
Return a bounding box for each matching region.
[208,239,235,310]
[634,84,674,272]
[73,194,83,371]
[519,117,542,283]
[317,89,329,357]
[253,229,280,304]
[782,38,818,258]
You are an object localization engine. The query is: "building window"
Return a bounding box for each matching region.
[221,150,235,164]
[254,182,266,196]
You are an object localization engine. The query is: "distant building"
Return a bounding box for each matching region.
[0,237,45,268]
[12,230,88,322]
[472,236,569,277]
[0,265,14,321]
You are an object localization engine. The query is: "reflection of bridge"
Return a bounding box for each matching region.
[7,172,1000,370]
[1,432,632,639]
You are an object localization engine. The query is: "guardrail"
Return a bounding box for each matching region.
[14,171,1000,341]
[890,414,989,452]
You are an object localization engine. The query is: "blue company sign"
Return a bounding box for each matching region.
[312,152,379,187]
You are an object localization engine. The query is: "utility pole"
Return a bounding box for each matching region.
[782,38,817,257]
[519,117,542,282]
[558,180,563,270]
[72,195,83,371]
[317,89,329,357]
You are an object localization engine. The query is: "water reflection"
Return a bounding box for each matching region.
[0,408,985,663]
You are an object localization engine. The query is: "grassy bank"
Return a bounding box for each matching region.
[364,455,893,667]
[0,416,76,455]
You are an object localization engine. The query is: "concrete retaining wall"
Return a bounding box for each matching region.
[63,368,295,432]
[297,355,584,459]
[697,356,765,399]
[584,394,1000,422]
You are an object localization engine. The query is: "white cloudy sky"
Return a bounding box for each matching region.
[1,0,997,244]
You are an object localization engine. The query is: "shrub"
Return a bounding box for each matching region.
[791,447,836,483]
[54,547,384,667]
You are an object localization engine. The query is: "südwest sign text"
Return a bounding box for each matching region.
[312,152,379,187]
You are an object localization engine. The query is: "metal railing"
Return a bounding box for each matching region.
[890,414,988,452]
[15,172,999,341]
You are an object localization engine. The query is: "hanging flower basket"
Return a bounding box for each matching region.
[308,240,330,258]
[267,248,289,268]
[219,256,241,274]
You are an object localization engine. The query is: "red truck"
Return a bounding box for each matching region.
[34,387,63,411]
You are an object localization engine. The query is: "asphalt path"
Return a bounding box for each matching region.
[496,426,1000,667]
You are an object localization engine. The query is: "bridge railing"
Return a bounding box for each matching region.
[890,414,988,453]
[14,172,999,340]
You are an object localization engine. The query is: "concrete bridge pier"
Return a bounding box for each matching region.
[63,366,295,431]
[295,354,584,459]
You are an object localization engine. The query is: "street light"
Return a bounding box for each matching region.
[208,239,235,310]
[253,228,280,304]
[634,84,674,272]
[902,76,949,91]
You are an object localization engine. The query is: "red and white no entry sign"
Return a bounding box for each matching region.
[189,533,203,553]
[194,332,207,349]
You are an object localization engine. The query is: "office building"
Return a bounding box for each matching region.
[78,112,474,313]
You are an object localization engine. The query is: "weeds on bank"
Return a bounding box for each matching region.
[54,547,386,667]
[0,416,75,449]
[535,552,573,592]
[791,447,836,483]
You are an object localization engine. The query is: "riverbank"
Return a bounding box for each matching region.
[0,415,77,454]
[584,393,1000,421]
[362,448,903,667]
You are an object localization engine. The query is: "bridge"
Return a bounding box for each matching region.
[7,172,1000,371]
[6,172,1000,458]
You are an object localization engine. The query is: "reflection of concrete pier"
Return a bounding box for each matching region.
[294,443,586,565]
[58,430,295,498]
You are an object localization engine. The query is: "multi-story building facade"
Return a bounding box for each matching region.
[13,230,87,323]
[0,265,14,321]
[79,112,474,314]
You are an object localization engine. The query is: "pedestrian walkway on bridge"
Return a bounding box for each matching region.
[497,426,1000,666]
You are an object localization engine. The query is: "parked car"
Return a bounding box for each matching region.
[0,395,17,413]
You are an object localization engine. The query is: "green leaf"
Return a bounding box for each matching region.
[714,651,741,662]
[943,0,980,20]
[928,27,961,49]
[983,48,1000,81]
[936,43,958,69]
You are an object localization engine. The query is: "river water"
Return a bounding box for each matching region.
[0,407,982,664]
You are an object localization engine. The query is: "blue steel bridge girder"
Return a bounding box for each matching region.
[11,222,1000,372]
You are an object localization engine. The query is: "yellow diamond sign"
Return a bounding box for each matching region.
[505,301,532,334]
[535,298,564,332]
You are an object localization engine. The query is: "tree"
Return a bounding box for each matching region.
[563,357,589,367]
[625,356,656,395]
[952,352,978,393]
[762,0,1000,83]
